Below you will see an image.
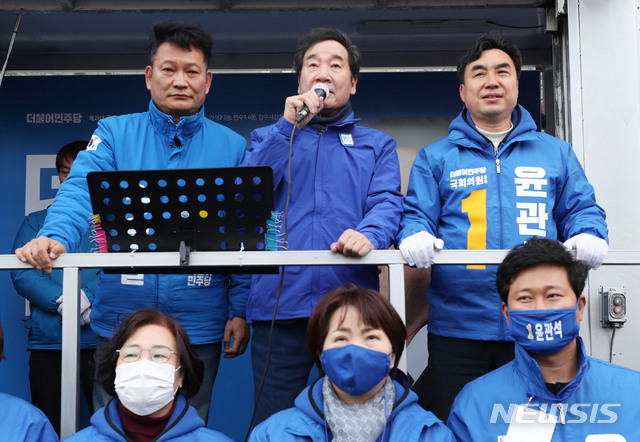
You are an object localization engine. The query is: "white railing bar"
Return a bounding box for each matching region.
[1,249,639,438]
[2,249,639,270]
[60,267,80,438]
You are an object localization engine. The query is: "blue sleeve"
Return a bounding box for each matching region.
[397,147,441,244]
[11,214,62,312]
[446,392,474,442]
[420,421,457,442]
[243,118,296,188]
[227,273,251,318]
[247,419,273,442]
[222,124,252,318]
[354,133,404,250]
[554,141,608,242]
[1,395,60,442]
[25,418,60,442]
[39,125,117,251]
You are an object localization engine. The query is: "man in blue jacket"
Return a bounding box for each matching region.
[448,237,640,441]
[15,20,250,422]
[11,141,97,436]
[396,33,609,421]
[243,28,404,425]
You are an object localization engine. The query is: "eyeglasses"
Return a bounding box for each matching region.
[116,344,176,363]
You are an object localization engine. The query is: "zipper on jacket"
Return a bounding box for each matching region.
[495,150,503,339]
[557,402,566,425]
[494,139,501,174]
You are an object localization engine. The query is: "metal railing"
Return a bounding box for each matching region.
[1,249,639,438]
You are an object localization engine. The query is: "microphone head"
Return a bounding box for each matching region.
[312,83,330,99]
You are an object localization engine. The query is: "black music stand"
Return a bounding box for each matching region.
[87,166,275,274]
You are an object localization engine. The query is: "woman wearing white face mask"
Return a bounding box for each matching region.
[249,284,455,442]
[66,309,232,441]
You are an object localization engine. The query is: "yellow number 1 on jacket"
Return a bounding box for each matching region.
[461,189,487,269]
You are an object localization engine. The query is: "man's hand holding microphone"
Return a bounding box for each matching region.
[283,83,330,127]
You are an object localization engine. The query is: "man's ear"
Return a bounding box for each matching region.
[576,295,587,325]
[501,301,510,325]
[144,65,153,91]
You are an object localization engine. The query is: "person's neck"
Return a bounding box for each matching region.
[472,116,512,133]
[532,339,580,384]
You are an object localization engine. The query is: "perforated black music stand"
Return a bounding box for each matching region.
[87,166,275,273]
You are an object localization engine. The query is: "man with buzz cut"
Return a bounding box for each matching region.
[447,237,640,442]
[396,33,608,420]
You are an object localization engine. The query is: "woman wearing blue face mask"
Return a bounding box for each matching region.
[249,283,455,442]
[65,309,232,441]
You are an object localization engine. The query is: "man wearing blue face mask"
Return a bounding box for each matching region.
[447,237,640,442]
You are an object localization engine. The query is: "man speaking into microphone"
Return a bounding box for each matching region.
[243,28,403,426]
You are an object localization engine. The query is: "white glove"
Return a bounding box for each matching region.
[56,290,92,326]
[399,231,445,268]
[81,307,91,326]
[563,233,608,269]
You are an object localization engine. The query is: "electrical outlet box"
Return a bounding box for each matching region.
[600,287,627,328]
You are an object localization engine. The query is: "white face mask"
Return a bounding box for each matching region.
[114,358,179,416]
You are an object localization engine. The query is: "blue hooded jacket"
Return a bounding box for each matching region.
[243,114,403,321]
[11,208,97,350]
[0,392,59,442]
[398,106,608,341]
[249,375,455,441]
[37,101,250,344]
[448,338,640,441]
[65,395,233,441]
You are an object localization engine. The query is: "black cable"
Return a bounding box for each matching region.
[244,122,297,441]
[609,324,618,363]
[0,13,22,90]
[486,20,545,30]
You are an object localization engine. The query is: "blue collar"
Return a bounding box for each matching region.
[448,104,538,153]
[148,99,205,140]
[513,336,589,403]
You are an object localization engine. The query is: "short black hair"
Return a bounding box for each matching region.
[293,28,360,80]
[96,309,204,400]
[149,20,212,66]
[496,237,589,304]
[457,33,522,84]
[56,140,87,173]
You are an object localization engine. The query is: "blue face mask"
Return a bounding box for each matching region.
[507,303,580,355]
[320,344,391,396]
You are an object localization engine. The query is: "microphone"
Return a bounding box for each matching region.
[295,83,330,123]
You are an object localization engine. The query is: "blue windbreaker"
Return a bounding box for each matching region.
[65,395,233,441]
[243,115,403,321]
[38,101,250,344]
[0,392,59,441]
[11,208,97,350]
[398,106,608,341]
[249,375,455,441]
[447,338,640,441]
